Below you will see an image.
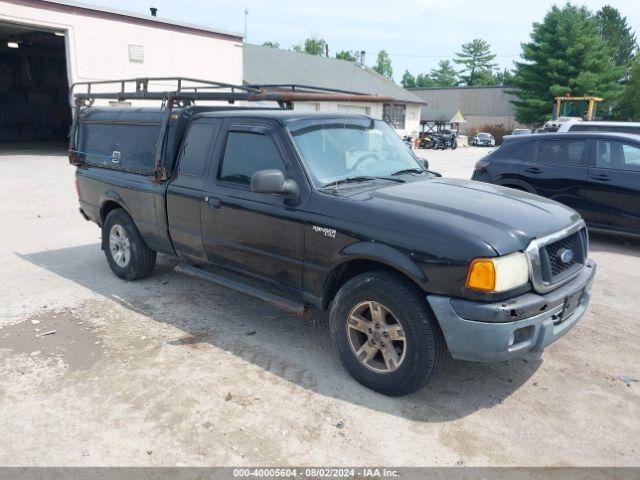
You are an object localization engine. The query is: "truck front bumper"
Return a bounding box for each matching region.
[427,260,596,362]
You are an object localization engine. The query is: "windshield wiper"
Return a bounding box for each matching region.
[321,176,403,189]
[391,168,442,178]
[391,168,426,176]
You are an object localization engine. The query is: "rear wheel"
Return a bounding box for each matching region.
[102,208,156,280]
[330,271,445,396]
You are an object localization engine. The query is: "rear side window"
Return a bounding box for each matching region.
[509,142,531,160]
[219,131,285,186]
[534,140,586,166]
[178,123,217,176]
[493,141,530,160]
[595,141,640,171]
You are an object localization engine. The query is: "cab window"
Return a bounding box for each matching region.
[178,122,218,176]
[219,131,285,186]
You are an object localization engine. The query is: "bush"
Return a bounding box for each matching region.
[466,124,512,145]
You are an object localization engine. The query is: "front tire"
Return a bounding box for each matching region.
[329,271,445,396]
[103,208,156,280]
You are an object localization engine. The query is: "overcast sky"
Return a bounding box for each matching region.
[89,0,639,82]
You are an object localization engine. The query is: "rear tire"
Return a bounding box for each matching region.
[329,270,445,396]
[102,208,156,280]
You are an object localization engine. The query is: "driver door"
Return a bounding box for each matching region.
[201,119,309,293]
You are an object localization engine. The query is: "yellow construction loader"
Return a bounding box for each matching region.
[544,95,605,131]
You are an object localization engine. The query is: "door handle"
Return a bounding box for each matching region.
[204,196,221,208]
[525,167,543,174]
[590,174,611,182]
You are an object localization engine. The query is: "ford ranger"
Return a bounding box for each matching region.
[70,79,596,396]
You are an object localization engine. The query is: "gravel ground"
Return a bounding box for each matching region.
[0,144,639,467]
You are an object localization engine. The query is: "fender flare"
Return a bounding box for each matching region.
[340,242,426,282]
[320,241,428,309]
[98,191,130,224]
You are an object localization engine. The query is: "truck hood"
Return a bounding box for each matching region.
[350,177,582,255]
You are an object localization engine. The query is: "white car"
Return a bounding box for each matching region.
[470,132,495,147]
[543,116,582,132]
[557,120,640,135]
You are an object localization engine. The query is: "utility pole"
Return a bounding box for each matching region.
[244,8,248,43]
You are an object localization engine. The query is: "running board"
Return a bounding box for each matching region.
[174,263,307,316]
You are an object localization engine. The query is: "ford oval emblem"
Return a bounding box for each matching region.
[558,248,574,264]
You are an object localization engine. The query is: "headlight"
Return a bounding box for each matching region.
[466,252,529,292]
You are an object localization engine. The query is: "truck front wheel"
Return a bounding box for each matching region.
[329,271,444,396]
[102,208,156,280]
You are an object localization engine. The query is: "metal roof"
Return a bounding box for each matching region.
[34,0,242,39]
[243,44,425,105]
[412,86,518,121]
[420,109,466,123]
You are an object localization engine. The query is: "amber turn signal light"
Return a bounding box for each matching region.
[466,258,496,292]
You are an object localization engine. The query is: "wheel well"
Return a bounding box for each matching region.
[100,201,123,226]
[322,259,422,310]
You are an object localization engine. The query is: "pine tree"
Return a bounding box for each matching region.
[616,57,640,120]
[416,73,435,88]
[596,5,637,67]
[454,39,497,86]
[511,4,625,125]
[429,60,458,86]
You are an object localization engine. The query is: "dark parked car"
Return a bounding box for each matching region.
[472,132,640,235]
[70,79,596,396]
[471,132,495,147]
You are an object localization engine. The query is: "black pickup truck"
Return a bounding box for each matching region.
[71,79,596,396]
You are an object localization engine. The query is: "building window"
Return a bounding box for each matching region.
[128,44,144,63]
[337,104,370,115]
[383,103,406,129]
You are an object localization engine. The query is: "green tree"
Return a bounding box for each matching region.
[495,68,515,85]
[429,60,458,86]
[615,57,640,120]
[262,41,280,49]
[596,5,637,67]
[415,73,435,88]
[454,39,497,86]
[401,70,416,88]
[373,50,393,79]
[511,4,624,125]
[292,37,327,56]
[336,50,358,62]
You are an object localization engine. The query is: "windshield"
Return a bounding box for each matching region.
[478,133,491,138]
[287,118,422,188]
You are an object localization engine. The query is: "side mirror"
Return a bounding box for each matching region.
[251,169,299,197]
[419,158,442,177]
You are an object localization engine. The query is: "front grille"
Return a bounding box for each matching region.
[546,233,578,276]
[539,229,587,284]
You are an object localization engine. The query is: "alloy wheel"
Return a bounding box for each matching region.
[346,301,407,373]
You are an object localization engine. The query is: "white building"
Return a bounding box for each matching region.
[243,44,425,137]
[0,0,243,142]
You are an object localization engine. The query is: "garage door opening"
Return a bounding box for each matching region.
[0,22,70,144]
